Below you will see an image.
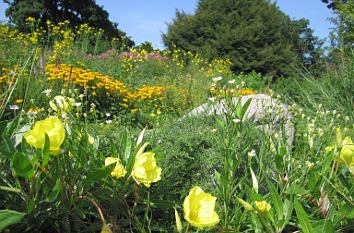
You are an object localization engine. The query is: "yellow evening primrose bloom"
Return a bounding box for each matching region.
[105,157,127,179]
[183,186,220,229]
[255,200,271,214]
[339,137,354,166]
[132,152,161,188]
[24,116,65,153]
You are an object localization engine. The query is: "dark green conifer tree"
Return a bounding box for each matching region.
[163,0,322,77]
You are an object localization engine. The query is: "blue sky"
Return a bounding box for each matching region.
[0,0,334,48]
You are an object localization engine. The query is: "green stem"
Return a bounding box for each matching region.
[0,185,21,193]
[184,223,190,233]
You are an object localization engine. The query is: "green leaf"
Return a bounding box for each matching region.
[147,200,175,209]
[84,166,111,186]
[119,128,132,162]
[282,199,293,228]
[294,199,313,233]
[285,183,307,195]
[42,133,51,167]
[0,209,25,231]
[251,212,264,233]
[235,99,243,119]
[267,181,283,220]
[274,153,284,172]
[313,220,334,233]
[11,152,34,179]
[14,124,31,147]
[45,179,62,202]
[279,146,287,157]
[240,98,252,120]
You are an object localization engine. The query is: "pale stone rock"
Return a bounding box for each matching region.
[186,94,294,147]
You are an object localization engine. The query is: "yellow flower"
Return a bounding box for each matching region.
[24,116,65,153]
[132,151,161,188]
[339,137,354,166]
[255,200,271,214]
[105,157,127,179]
[16,99,24,104]
[183,186,220,228]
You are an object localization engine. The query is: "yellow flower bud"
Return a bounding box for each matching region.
[339,137,354,166]
[174,208,183,233]
[132,152,161,188]
[24,116,65,153]
[105,157,127,179]
[100,224,112,233]
[237,198,254,211]
[255,200,271,214]
[183,186,220,228]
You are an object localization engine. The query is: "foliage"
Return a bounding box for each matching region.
[322,0,353,60]
[163,0,323,77]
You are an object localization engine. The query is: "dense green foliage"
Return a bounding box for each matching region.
[0,2,354,232]
[3,0,134,46]
[325,0,354,50]
[163,0,322,77]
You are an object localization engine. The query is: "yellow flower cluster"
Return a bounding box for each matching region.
[210,87,256,98]
[47,21,75,62]
[167,47,232,77]
[129,85,165,101]
[254,200,271,214]
[0,66,18,86]
[45,64,165,108]
[206,58,233,77]
[0,21,45,47]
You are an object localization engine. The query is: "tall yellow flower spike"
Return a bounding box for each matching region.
[105,157,127,179]
[24,116,65,153]
[132,150,162,188]
[183,186,220,228]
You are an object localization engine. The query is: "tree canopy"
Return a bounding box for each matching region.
[3,0,134,46]
[163,0,322,77]
[322,0,353,49]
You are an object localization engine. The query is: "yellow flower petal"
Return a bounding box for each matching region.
[255,200,271,214]
[183,186,220,229]
[339,137,354,165]
[132,152,161,188]
[24,116,65,152]
[104,157,127,179]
